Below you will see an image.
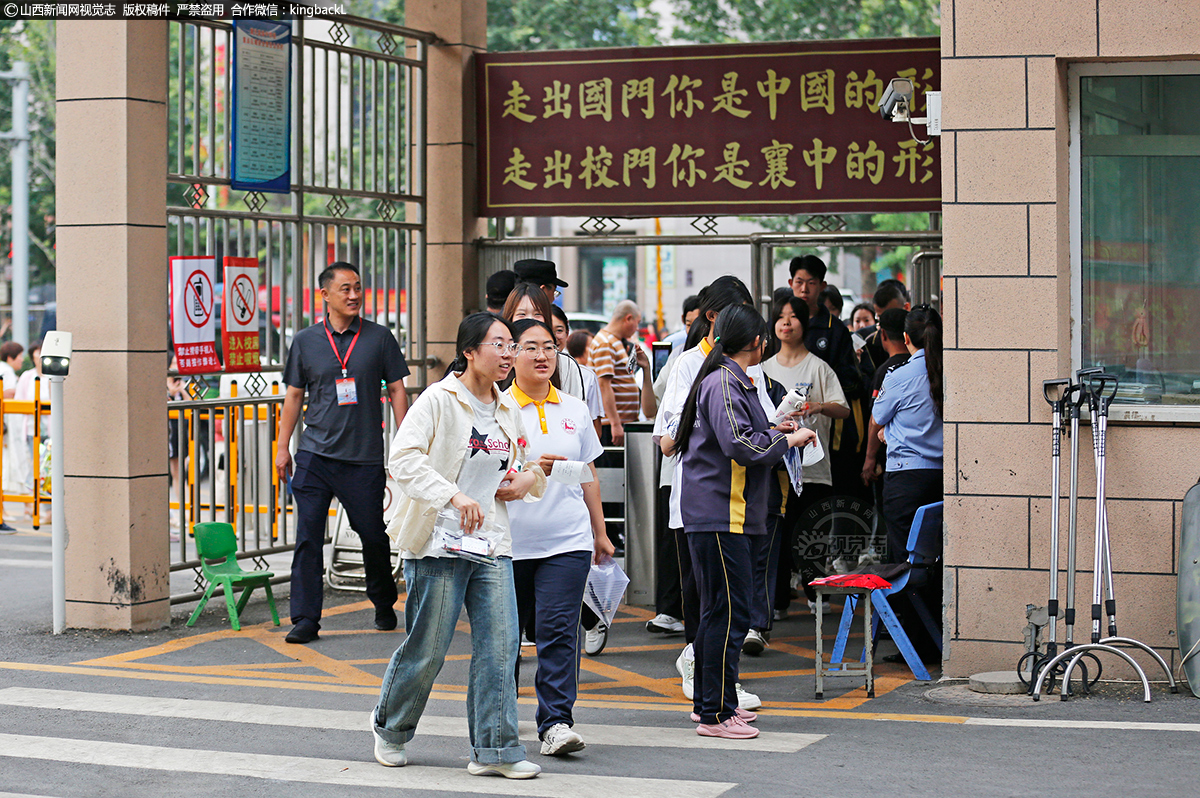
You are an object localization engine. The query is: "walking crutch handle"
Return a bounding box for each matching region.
[1043,378,1071,408]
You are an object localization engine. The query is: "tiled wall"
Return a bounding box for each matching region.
[941,0,1200,677]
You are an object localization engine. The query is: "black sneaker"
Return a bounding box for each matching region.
[375,606,398,631]
[285,619,320,644]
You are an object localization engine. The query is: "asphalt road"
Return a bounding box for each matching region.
[2,529,1199,798]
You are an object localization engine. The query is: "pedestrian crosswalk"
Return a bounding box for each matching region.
[0,687,825,796]
[0,538,50,568]
[0,687,824,754]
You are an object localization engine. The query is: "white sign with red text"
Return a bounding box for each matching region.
[170,256,221,374]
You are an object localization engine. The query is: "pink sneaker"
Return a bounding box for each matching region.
[696,717,760,739]
[691,708,757,723]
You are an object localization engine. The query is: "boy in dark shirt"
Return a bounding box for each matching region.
[862,308,910,485]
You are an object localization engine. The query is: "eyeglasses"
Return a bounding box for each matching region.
[479,341,519,354]
[518,344,559,357]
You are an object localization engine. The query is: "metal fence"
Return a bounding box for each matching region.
[166,17,431,600]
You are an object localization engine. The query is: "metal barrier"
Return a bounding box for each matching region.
[0,376,50,528]
[168,381,297,604]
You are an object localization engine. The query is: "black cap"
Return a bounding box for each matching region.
[513,258,568,288]
[485,270,518,309]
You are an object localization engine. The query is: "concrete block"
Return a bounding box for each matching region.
[942,203,1028,277]
[1026,56,1060,130]
[955,277,1057,350]
[944,350,1029,423]
[940,57,1027,131]
[956,130,1058,204]
[1028,203,1060,276]
[969,671,1027,694]
[1098,1,1200,58]
[955,0,1097,58]
[957,422,1049,496]
[945,495,1029,569]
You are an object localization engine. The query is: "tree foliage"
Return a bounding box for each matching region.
[486,0,661,52]
[0,21,55,289]
[669,0,941,44]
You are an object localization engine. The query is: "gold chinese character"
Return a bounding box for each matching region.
[713,142,751,189]
[845,69,884,114]
[712,72,750,118]
[893,140,935,184]
[846,141,885,185]
[578,145,618,189]
[543,81,572,119]
[802,138,837,190]
[502,80,536,123]
[800,69,835,115]
[623,147,656,188]
[621,77,654,119]
[543,150,573,188]
[662,75,704,118]
[757,69,791,121]
[664,143,707,187]
[759,140,796,189]
[503,147,536,190]
[580,78,613,122]
[897,67,934,112]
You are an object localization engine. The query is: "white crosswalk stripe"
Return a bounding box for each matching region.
[0,559,49,568]
[0,687,825,754]
[0,732,735,798]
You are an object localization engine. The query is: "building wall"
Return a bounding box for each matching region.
[941,1,1200,677]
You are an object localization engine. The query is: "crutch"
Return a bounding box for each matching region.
[1034,371,1173,700]
[1019,380,1098,694]
[1071,370,1178,695]
[1018,379,1070,691]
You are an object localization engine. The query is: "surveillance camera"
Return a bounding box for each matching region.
[879,78,914,121]
[41,331,72,377]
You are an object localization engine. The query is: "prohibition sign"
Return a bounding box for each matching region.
[184,269,215,327]
[230,274,256,326]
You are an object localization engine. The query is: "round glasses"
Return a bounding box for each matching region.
[479,341,519,354]
[518,344,559,357]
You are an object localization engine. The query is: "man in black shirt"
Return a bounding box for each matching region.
[858,279,911,389]
[862,308,911,485]
[277,262,410,644]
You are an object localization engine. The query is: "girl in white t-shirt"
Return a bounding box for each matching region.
[761,295,850,611]
[506,319,613,757]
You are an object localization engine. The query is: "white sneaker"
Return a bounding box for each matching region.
[370,713,407,767]
[539,722,585,756]
[676,644,695,700]
[773,608,787,621]
[735,682,761,710]
[646,613,685,634]
[467,760,541,779]
[742,629,767,656]
[807,599,831,613]
[584,623,608,656]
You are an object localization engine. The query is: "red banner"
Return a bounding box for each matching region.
[476,37,940,218]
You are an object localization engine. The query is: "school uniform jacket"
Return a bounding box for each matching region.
[680,358,791,536]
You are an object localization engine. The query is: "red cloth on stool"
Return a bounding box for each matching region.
[808,573,892,590]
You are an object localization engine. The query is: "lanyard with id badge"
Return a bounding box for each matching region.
[324,319,361,405]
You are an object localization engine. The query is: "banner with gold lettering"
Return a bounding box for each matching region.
[477,37,939,217]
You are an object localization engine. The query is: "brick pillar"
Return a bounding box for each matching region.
[57,22,170,630]
[408,0,488,369]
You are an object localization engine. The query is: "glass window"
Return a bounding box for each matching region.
[1078,72,1200,405]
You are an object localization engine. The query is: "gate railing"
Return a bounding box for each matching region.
[166,16,431,601]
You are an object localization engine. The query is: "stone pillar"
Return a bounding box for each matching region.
[408,0,488,368]
[57,22,170,630]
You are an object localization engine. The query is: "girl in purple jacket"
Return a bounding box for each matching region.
[665,305,815,739]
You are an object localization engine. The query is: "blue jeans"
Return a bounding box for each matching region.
[373,556,526,764]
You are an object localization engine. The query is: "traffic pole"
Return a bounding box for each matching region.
[50,374,65,633]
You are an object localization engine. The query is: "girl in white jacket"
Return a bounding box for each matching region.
[372,312,546,779]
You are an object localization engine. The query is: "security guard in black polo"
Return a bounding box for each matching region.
[276,262,410,644]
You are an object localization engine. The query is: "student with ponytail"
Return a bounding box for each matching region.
[871,304,943,563]
[870,304,943,662]
[663,304,815,739]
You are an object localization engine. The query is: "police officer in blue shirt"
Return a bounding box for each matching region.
[870,305,944,564]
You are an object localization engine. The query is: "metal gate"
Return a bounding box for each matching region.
[166,16,431,602]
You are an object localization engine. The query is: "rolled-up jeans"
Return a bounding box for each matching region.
[373,555,526,765]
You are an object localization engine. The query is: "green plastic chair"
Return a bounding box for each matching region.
[186,522,280,631]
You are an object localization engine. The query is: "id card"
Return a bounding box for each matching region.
[335,377,358,405]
